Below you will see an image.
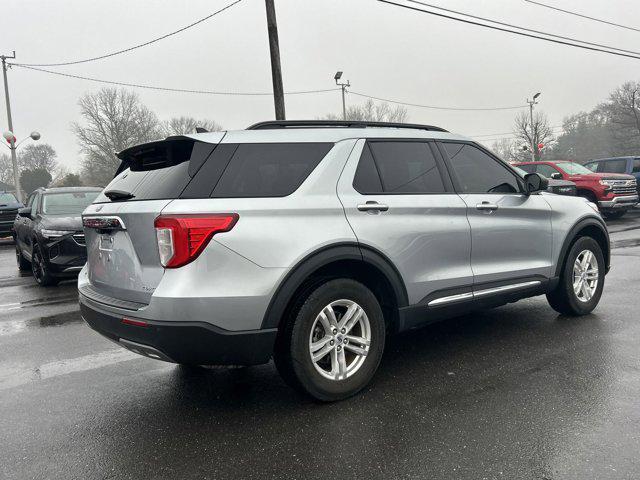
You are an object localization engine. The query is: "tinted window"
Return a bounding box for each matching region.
[354,141,445,194]
[211,143,333,198]
[353,144,383,193]
[42,191,100,215]
[633,159,640,173]
[443,143,520,194]
[600,159,627,174]
[535,164,560,178]
[95,162,192,203]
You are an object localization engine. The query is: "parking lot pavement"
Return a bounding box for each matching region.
[1,211,639,480]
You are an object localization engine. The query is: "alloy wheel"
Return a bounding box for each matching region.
[572,249,599,303]
[308,299,371,381]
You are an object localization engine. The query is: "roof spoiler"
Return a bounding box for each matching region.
[114,136,195,176]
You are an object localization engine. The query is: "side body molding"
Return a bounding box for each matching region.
[261,243,409,330]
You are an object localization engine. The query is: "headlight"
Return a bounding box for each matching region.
[40,229,74,239]
[599,179,615,188]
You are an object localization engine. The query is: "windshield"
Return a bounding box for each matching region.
[41,191,99,215]
[0,193,18,204]
[558,162,594,175]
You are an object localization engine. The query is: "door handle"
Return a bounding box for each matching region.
[476,201,498,212]
[357,201,389,212]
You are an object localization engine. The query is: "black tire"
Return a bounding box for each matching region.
[546,236,604,316]
[15,243,30,271]
[31,243,58,287]
[274,278,386,402]
[602,210,625,220]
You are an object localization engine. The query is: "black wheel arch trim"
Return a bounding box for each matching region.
[555,216,610,278]
[260,242,409,330]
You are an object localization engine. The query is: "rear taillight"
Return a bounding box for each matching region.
[154,214,239,268]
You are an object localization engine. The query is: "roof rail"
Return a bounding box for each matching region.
[246,120,448,132]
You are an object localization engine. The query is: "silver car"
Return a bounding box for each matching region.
[79,120,610,401]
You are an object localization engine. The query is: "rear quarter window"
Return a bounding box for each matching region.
[209,143,333,198]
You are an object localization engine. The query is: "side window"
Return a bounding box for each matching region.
[353,144,383,193]
[442,143,520,194]
[211,143,333,198]
[600,159,627,173]
[633,159,640,173]
[535,164,560,178]
[357,141,446,194]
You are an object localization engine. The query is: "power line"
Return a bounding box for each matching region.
[11,64,340,96]
[404,0,640,57]
[12,0,244,67]
[524,0,640,33]
[349,91,527,111]
[380,0,640,60]
[471,125,563,138]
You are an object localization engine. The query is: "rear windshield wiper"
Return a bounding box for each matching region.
[104,189,135,202]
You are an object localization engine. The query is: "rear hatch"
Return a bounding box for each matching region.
[82,134,224,305]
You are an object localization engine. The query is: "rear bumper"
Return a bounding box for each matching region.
[598,194,639,209]
[79,296,277,366]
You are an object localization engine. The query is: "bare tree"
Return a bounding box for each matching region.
[489,138,519,163]
[598,81,640,153]
[73,88,160,186]
[19,143,57,171]
[0,152,13,186]
[159,116,224,137]
[324,99,408,123]
[513,110,555,161]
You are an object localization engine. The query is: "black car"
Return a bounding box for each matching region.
[14,187,101,286]
[0,191,23,237]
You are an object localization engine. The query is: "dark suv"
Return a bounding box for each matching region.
[0,191,23,237]
[14,187,101,285]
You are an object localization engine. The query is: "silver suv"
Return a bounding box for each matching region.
[79,120,610,401]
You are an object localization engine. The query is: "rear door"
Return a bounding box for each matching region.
[337,139,473,308]
[439,141,553,286]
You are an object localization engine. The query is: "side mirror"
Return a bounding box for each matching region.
[551,172,562,180]
[18,207,32,218]
[523,173,549,194]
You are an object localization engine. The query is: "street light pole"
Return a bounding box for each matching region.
[1,51,21,202]
[334,71,350,120]
[526,92,541,162]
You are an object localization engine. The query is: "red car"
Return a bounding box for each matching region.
[515,160,638,219]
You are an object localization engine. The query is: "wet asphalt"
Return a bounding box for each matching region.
[1,210,639,480]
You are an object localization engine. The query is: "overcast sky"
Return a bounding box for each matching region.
[2,0,639,171]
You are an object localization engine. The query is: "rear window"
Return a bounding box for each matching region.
[210,143,333,198]
[95,141,214,203]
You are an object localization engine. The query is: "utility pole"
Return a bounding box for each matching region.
[526,92,541,162]
[1,51,21,202]
[334,71,350,120]
[265,0,285,120]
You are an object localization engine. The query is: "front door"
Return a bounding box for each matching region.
[337,139,473,309]
[438,141,553,287]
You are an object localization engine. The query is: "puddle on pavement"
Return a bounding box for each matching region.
[0,312,82,337]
